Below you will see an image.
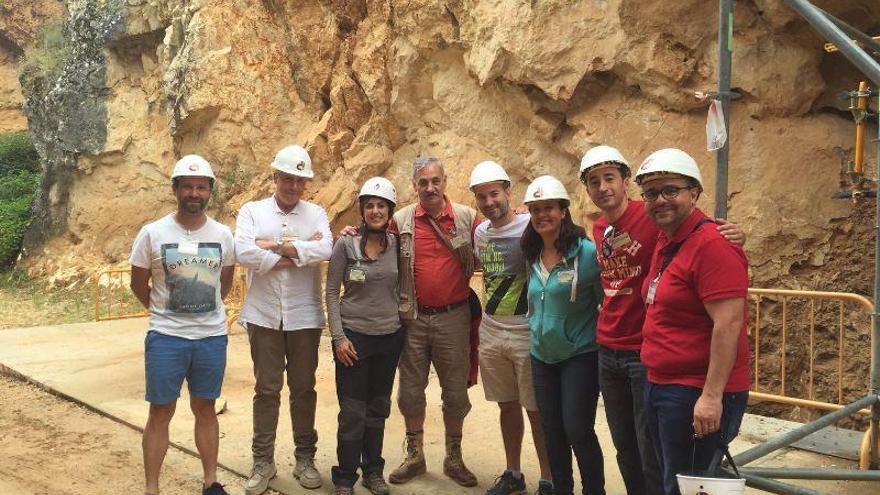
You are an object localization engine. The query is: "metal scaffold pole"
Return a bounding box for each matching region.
[723,2,880,490]
[871,95,880,469]
[714,0,733,220]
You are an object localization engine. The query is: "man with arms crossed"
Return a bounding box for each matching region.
[579,146,743,495]
[130,154,235,495]
[469,161,553,495]
[235,145,333,494]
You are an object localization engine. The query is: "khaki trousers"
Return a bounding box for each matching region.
[247,323,321,463]
[397,304,472,419]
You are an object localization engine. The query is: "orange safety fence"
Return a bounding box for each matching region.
[747,288,874,417]
[93,266,249,333]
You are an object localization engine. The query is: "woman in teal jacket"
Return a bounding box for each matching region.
[521,175,605,495]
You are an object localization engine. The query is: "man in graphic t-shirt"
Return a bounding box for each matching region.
[130,155,236,495]
[579,146,743,495]
[469,161,553,495]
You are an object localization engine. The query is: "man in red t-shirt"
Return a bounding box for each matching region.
[580,146,744,495]
[634,148,749,495]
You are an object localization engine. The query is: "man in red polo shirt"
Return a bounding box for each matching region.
[389,157,480,488]
[634,148,749,495]
[580,145,744,495]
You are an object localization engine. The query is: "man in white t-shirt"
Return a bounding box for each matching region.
[469,161,553,495]
[130,155,236,495]
[235,145,333,494]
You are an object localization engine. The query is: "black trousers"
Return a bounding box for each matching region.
[331,328,404,486]
[532,351,606,495]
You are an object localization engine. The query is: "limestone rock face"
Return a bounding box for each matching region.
[0,0,878,301]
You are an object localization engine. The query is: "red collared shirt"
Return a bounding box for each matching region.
[412,200,477,307]
[640,208,750,392]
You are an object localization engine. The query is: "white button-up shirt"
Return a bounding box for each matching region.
[235,196,333,331]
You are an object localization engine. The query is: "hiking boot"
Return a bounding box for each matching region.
[202,482,229,495]
[443,434,477,487]
[361,472,390,495]
[389,431,426,484]
[293,457,323,489]
[487,470,526,495]
[244,461,277,495]
[535,479,556,495]
[333,485,354,495]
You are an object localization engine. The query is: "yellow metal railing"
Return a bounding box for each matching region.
[94,266,249,333]
[747,288,876,469]
[747,288,873,416]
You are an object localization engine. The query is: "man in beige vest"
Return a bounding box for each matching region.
[389,157,479,488]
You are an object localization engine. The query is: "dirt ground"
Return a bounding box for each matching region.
[0,285,264,495]
[0,374,282,495]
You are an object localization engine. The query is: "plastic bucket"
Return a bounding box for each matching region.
[676,473,746,495]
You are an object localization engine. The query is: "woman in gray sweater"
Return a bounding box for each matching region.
[325,177,402,495]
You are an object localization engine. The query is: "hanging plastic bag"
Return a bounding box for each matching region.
[706,99,727,151]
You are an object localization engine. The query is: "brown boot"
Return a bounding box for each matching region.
[388,431,427,484]
[443,434,477,487]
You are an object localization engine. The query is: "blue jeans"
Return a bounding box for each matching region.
[598,347,662,495]
[532,351,605,495]
[644,382,748,495]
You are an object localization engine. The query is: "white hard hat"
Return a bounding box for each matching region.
[635,148,703,189]
[469,160,511,191]
[579,145,630,180]
[271,145,314,179]
[677,473,745,495]
[171,154,215,180]
[358,177,397,206]
[523,175,570,205]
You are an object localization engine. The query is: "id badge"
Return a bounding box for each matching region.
[557,270,575,284]
[178,238,199,255]
[451,235,469,250]
[646,275,659,304]
[349,268,366,283]
[611,232,632,249]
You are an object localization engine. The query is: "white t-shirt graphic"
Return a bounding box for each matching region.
[130,214,235,339]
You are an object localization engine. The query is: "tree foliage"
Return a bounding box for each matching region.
[0,132,40,267]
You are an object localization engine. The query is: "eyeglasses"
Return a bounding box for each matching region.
[640,185,694,202]
[601,225,615,258]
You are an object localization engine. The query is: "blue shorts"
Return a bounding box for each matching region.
[144,331,227,405]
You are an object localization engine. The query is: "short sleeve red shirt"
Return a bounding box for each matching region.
[640,208,750,392]
[412,200,477,307]
[593,200,658,350]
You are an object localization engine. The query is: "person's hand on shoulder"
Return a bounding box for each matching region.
[338,225,358,237]
[716,218,745,246]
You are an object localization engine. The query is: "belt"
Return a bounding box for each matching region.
[418,299,468,315]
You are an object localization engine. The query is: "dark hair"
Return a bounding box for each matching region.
[358,195,395,256]
[579,162,630,184]
[172,177,215,190]
[521,200,587,264]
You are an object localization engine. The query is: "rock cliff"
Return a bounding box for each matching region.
[0,1,877,292]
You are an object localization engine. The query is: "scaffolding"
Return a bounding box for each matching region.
[715,1,880,492]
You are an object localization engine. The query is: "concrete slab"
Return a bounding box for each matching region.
[0,319,875,495]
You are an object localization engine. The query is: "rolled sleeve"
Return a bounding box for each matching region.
[234,204,282,275]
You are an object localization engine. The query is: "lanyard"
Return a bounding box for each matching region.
[646,218,713,304]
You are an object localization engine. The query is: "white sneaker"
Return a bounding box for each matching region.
[293,457,323,489]
[244,461,277,495]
